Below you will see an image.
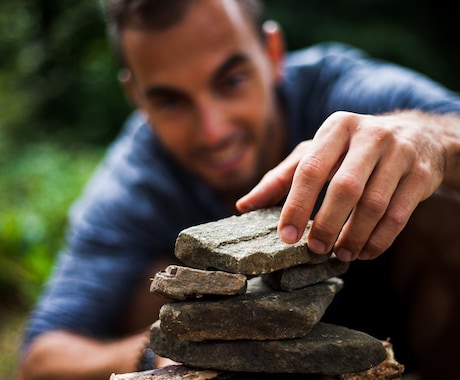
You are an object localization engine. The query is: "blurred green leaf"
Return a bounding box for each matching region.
[0,142,103,306]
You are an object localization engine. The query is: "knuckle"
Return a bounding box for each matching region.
[330,171,363,201]
[320,111,358,135]
[311,218,338,240]
[410,164,431,184]
[384,207,408,228]
[329,110,356,125]
[282,200,310,218]
[372,128,393,146]
[296,155,324,181]
[360,190,388,217]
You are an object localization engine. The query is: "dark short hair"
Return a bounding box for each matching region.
[105,0,265,67]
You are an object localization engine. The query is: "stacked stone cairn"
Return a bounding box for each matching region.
[115,208,404,379]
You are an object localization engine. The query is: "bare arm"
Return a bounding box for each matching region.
[237,110,460,261]
[16,330,149,380]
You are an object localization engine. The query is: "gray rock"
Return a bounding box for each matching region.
[159,277,343,342]
[150,265,247,301]
[262,258,350,291]
[175,208,330,275]
[150,321,387,375]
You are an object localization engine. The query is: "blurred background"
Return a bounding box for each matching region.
[1,0,459,377]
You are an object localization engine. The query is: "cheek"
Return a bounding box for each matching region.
[149,119,195,159]
[243,91,275,137]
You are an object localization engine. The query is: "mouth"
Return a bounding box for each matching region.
[199,137,250,173]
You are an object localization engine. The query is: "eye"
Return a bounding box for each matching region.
[151,93,186,112]
[225,73,246,87]
[218,70,249,95]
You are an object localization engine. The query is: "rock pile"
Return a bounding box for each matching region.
[146,208,398,378]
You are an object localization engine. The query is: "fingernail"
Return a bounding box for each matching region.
[335,248,353,262]
[280,225,298,244]
[308,238,327,254]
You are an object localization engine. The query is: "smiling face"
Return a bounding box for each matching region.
[121,0,285,202]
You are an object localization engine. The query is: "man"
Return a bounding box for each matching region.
[17,0,460,379]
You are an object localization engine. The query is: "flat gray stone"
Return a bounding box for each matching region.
[262,258,350,291]
[150,265,247,300]
[150,321,388,375]
[159,277,343,342]
[175,208,330,275]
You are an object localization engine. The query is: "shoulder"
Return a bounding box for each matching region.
[282,42,370,105]
[285,42,368,68]
[284,42,460,115]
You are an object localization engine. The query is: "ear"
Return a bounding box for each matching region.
[263,20,285,83]
[118,68,143,108]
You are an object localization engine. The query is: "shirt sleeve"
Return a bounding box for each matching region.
[323,53,460,116]
[282,42,460,145]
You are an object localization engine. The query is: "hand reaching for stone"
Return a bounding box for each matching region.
[237,110,460,261]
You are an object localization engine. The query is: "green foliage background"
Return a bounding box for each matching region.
[0,0,459,309]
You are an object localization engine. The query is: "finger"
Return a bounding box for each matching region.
[278,130,352,244]
[303,130,383,252]
[355,173,427,260]
[236,141,311,213]
[333,158,406,261]
[336,130,440,261]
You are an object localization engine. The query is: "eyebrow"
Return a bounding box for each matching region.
[143,53,250,100]
[210,53,250,84]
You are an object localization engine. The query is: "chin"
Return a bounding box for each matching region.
[210,173,258,199]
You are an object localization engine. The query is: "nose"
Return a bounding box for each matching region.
[195,97,229,145]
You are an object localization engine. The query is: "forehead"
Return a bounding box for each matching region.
[121,0,264,87]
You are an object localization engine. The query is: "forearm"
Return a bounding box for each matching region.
[436,112,460,191]
[16,330,150,380]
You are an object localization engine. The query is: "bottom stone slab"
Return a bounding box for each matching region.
[150,321,387,375]
[111,339,404,379]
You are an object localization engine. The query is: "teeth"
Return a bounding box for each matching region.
[208,144,243,167]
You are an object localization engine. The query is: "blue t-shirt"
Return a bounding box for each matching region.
[22,43,460,351]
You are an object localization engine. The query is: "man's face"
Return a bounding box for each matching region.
[122,0,284,199]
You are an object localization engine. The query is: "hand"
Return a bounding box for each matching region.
[237,110,450,261]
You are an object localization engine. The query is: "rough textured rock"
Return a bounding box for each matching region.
[150,321,387,374]
[150,265,247,301]
[111,342,403,379]
[263,257,350,291]
[175,208,330,275]
[110,366,341,379]
[341,341,404,379]
[159,277,343,341]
